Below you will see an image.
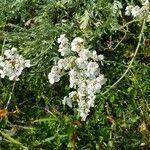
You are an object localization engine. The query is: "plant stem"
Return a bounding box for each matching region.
[102,19,146,96]
[5,81,16,109]
[118,19,139,30]
[1,36,6,55]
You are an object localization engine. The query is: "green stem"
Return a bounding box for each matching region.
[118,19,139,30]
[5,81,16,109]
[102,19,146,96]
[1,36,6,55]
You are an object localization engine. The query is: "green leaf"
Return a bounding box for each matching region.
[0,130,28,149]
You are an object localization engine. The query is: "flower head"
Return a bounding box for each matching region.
[71,37,84,53]
[0,47,31,81]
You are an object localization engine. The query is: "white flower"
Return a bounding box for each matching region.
[0,56,5,67]
[57,59,65,69]
[25,60,31,68]
[131,6,141,17]
[87,82,96,95]
[57,58,73,70]
[62,91,77,108]
[57,34,68,45]
[48,73,56,84]
[71,37,84,53]
[78,49,91,60]
[77,99,90,121]
[48,72,60,84]
[91,50,98,61]
[86,76,105,96]
[0,69,5,78]
[58,34,70,56]
[85,61,99,78]
[91,50,104,61]
[69,91,77,99]
[69,69,78,88]
[4,50,12,59]
[125,5,133,16]
[141,0,149,6]
[48,66,61,84]
[77,81,87,98]
[125,1,150,20]
[11,47,17,52]
[58,46,70,56]
[87,95,95,107]
[0,47,31,80]
[75,57,88,70]
[0,56,4,61]
[62,96,72,108]
[125,0,150,21]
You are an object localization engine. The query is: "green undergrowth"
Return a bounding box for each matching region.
[0,0,150,149]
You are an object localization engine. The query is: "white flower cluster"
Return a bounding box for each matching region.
[48,34,106,121]
[0,47,31,81]
[125,0,150,22]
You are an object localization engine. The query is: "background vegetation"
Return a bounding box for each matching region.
[0,0,150,149]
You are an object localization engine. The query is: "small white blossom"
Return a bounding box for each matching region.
[25,60,31,68]
[125,1,150,21]
[58,46,70,57]
[62,91,77,108]
[69,91,77,99]
[78,49,91,60]
[77,81,87,98]
[58,34,70,56]
[91,50,104,62]
[62,96,72,108]
[0,56,5,67]
[0,69,5,78]
[4,50,12,59]
[86,61,99,78]
[69,69,78,88]
[131,6,141,17]
[75,57,88,70]
[0,47,31,81]
[48,66,61,84]
[141,0,149,6]
[57,59,65,69]
[125,5,133,16]
[71,37,84,53]
[57,34,68,44]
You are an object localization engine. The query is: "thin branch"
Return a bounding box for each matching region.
[101,19,146,96]
[112,28,128,50]
[117,19,139,30]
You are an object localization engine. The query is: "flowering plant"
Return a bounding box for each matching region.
[48,35,106,121]
[125,0,150,22]
[0,47,31,81]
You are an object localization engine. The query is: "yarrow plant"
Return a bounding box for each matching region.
[125,0,150,22]
[48,35,106,121]
[0,47,31,81]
